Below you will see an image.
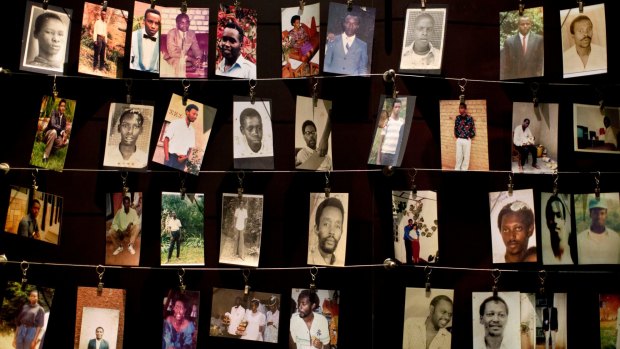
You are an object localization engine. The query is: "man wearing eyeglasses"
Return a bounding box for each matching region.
[104,109,147,169]
[130,8,161,73]
[296,120,332,171]
[216,21,256,79]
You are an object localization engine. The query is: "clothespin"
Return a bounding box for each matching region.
[179,173,187,199]
[382,69,398,99]
[125,79,132,104]
[32,169,39,198]
[311,77,318,108]
[248,79,257,105]
[52,75,59,100]
[243,269,251,295]
[42,0,49,10]
[538,270,546,295]
[518,0,525,16]
[594,171,601,199]
[491,269,501,297]
[102,0,108,11]
[552,171,559,196]
[96,265,105,296]
[182,80,190,106]
[237,171,245,199]
[150,0,156,9]
[507,172,514,196]
[577,1,583,13]
[347,0,353,11]
[458,78,467,104]
[299,0,305,11]
[178,268,186,293]
[409,169,418,199]
[181,0,188,13]
[530,82,539,108]
[324,171,331,198]
[309,266,318,293]
[121,172,129,195]
[424,266,432,294]
[21,261,29,287]
[421,0,426,11]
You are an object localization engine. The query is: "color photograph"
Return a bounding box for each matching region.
[573,104,620,153]
[560,3,607,78]
[129,1,164,73]
[368,95,416,167]
[219,193,263,267]
[4,185,63,245]
[307,192,348,267]
[233,98,274,169]
[403,288,453,349]
[290,288,339,349]
[472,291,521,349]
[499,7,544,80]
[281,2,320,78]
[103,103,154,170]
[215,3,257,79]
[540,193,575,265]
[105,192,142,266]
[162,289,200,349]
[511,102,559,174]
[161,191,205,266]
[600,293,620,349]
[399,7,447,75]
[295,95,332,171]
[74,287,126,349]
[574,192,620,265]
[520,292,568,349]
[77,307,120,349]
[392,190,439,265]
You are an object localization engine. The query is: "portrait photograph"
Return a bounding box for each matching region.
[20,1,72,75]
[511,102,559,174]
[521,292,568,349]
[403,288,453,349]
[105,192,142,266]
[152,93,217,175]
[392,190,439,265]
[0,282,54,349]
[162,289,200,349]
[540,193,575,265]
[472,291,521,349]
[489,189,537,264]
[600,293,620,349]
[574,192,620,265]
[290,288,339,349]
[499,7,544,80]
[281,2,320,78]
[30,95,77,172]
[233,98,274,169]
[130,1,164,73]
[399,6,447,75]
[159,6,209,78]
[368,95,416,167]
[214,3,257,79]
[307,192,349,267]
[78,2,128,78]
[573,104,620,154]
[209,287,281,343]
[295,95,333,171]
[219,193,263,267]
[161,191,205,266]
[560,3,607,78]
[74,287,126,349]
[103,103,154,170]
[4,185,63,245]
[323,2,376,76]
[440,100,489,171]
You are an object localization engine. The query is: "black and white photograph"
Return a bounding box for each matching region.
[573,104,620,153]
[233,98,274,169]
[103,103,154,170]
[219,193,263,267]
[281,2,320,78]
[399,7,447,75]
[295,95,332,171]
[161,191,205,266]
[540,193,575,265]
[511,102,559,174]
[307,192,348,267]
[574,192,620,265]
[4,185,63,245]
[78,307,120,349]
[402,288,453,349]
[560,3,607,78]
[392,190,439,265]
[290,288,339,349]
[499,7,544,80]
[521,292,568,349]
[162,289,200,349]
[472,291,521,349]
[105,192,142,266]
[20,1,72,74]
[489,189,537,264]
[368,95,416,167]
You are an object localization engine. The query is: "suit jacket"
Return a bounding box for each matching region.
[324,34,368,75]
[542,307,558,331]
[130,28,160,72]
[87,338,109,349]
[45,109,66,135]
[500,32,543,80]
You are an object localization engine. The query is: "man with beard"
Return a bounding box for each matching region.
[403,295,453,349]
[476,296,509,349]
[162,297,195,349]
[308,197,345,266]
[497,201,537,263]
[289,290,330,349]
[577,198,620,264]
[295,120,332,171]
[543,195,573,264]
[87,327,109,349]
[104,109,147,169]
[18,199,41,239]
[163,104,198,172]
[216,21,256,79]
[130,8,161,72]
[563,14,607,76]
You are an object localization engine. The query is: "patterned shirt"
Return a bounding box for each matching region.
[454,114,475,139]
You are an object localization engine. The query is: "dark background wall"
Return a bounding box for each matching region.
[0,0,619,348]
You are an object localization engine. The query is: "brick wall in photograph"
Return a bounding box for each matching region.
[161,7,209,33]
[440,100,489,170]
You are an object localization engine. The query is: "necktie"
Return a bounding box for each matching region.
[345,42,351,54]
[522,36,527,56]
[143,34,156,42]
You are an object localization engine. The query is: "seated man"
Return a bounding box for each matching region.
[513,118,539,171]
[42,99,69,162]
[107,196,141,256]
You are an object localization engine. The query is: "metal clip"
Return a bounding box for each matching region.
[102,0,108,11]
[181,0,188,13]
[32,169,39,194]
[125,79,132,104]
[382,69,398,99]
[458,78,467,104]
[347,0,353,11]
[0,254,7,264]
[21,261,29,286]
[552,171,559,196]
[421,0,426,11]
[324,171,331,198]
[518,0,525,16]
[178,268,186,293]
[311,77,318,108]
[52,75,58,99]
[121,172,129,195]
[383,258,397,269]
[531,82,539,108]
[594,171,601,199]
[409,169,418,199]
[179,173,187,199]
[0,162,9,174]
[96,265,105,296]
[309,266,318,292]
[249,79,257,105]
[150,0,156,9]
[424,266,432,293]
[507,172,514,196]
[299,0,305,11]
[42,0,49,10]
[491,269,501,297]
[243,269,251,295]
[538,270,546,295]
[182,79,190,106]
[237,171,245,199]
[577,1,583,13]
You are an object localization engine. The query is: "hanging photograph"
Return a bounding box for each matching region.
[439,100,489,171]
[30,96,77,172]
[219,193,264,267]
[399,6,447,75]
[214,3,257,79]
[307,192,348,267]
[162,289,200,349]
[402,288,453,349]
[75,287,126,349]
[323,2,375,75]
[4,185,63,245]
[368,95,416,167]
[600,293,620,349]
[521,292,568,349]
[510,102,559,173]
[295,95,332,171]
[472,291,521,349]
[540,193,575,265]
[392,190,438,265]
[281,2,320,78]
[105,192,143,266]
[489,189,537,263]
[103,103,154,170]
[560,3,607,78]
[78,2,128,78]
[290,288,339,349]
[574,192,620,265]
[20,1,72,74]
[573,104,620,153]
[129,1,164,73]
[161,191,205,266]
[152,94,217,175]
[0,282,54,349]
[499,7,544,80]
[159,6,209,78]
[209,287,281,343]
[233,97,274,169]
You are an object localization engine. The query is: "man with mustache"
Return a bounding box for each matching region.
[563,14,607,76]
[403,295,453,349]
[104,109,147,169]
[497,201,537,263]
[216,21,256,79]
[476,296,509,349]
[289,289,330,349]
[308,197,345,266]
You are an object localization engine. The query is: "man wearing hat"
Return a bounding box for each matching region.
[577,197,620,264]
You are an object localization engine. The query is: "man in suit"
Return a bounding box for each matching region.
[542,306,558,349]
[500,15,543,80]
[130,8,161,72]
[163,13,202,78]
[43,99,68,163]
[324,13,368,75]
[87,327,109,349]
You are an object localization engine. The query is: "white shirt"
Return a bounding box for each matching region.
[381,116,404,154]
[473,335,511,349]
[141,32,159,69]
[403,317,451,349]
[104,145,148,169]
[166,217,182,232]
[289,312,330,349]
[228,305,246,335]
[341,33,356,54]
[164,118,196,156]
[308,244,344,267]
[401,41,442,69]
[235,134,273,158]
[513,125,535,146]
[296,147,332,171]
[234,207,248,230]
[604,126,618,147]
[240,310,265,341]
[95,339,102,349]
[563,43,607,77]
[216,55,256,79]
[93,19,107,41]
[577,228,620,264]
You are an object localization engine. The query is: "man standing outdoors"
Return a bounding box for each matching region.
[497,201,537,263]
[43,99,68,163]
[18,199,41,239]
[13,289,45,349]
[403,295,453,349]
[108,196,141,256]
[166,211,183,263]
[104,109,147,169]
[290,290,330,349]
[544,196,573,264]
[453,102,475,171]
[92,10,108,73]
[376,99,405,166]
[308,197,345,266]
[88,327,109,349]
[563,14,607,76]
[513,118,539,171]
[233,200,248,260]
[216,21,256,79]
[476,296,509,349]
[130,8,161,72]
[164,13,202,77]
[401,13,442,70]
[500,15,543,80]
[324,13,368,75]
[228,297,245,336]
[577,198,620,264]
[164,104,198,172]
[296,120,332,171]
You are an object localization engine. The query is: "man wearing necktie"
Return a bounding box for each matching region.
[324,13,369,75]
[130,8,161,73]
[500,15,544,80]
[18,199,41,239]
[163,13,202,78]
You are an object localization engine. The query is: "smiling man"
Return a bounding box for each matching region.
[497,201,536,263]
[216,21,256,79]
[87,327,109,349]
[308,197,345,266]
[105,109,147,169]
[477,296,509,349]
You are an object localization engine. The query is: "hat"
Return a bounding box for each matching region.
[250,298,260,304]
[588,198,608,210]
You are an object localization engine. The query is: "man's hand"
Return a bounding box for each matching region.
[125,223,133,234]
[311,337,322,349]
[326,33,335,42]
